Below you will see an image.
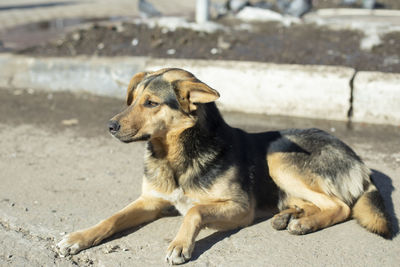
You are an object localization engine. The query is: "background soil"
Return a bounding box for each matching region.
[19,18,400,73]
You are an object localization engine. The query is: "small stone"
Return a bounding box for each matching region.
[217,36,231,50]
[104,245,120,253]
[56,39,64,46]
[115,24,125,33]
[72,32,81,41]
[61,119,79,126]
[210,48,219,54]
[97,43,105,50]
[131,38,139,46]
[166,49,176,55]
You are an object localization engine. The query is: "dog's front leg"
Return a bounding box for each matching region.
[57,196,170,256]
[165,201,253,265]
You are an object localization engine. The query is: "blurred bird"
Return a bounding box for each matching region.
[138,0,161,19]
[285,0,312,17]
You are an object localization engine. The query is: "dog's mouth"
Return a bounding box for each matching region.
[112,131,150,143]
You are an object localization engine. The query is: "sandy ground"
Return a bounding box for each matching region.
[0,87,399,266]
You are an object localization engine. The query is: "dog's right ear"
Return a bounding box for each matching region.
[126,72,148,105]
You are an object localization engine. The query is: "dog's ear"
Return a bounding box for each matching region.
[178,80,220,112]
[126,72,148,105]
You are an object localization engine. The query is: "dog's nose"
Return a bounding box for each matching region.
[108,120,120,134]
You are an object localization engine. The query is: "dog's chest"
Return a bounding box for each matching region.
[150,188,197,215]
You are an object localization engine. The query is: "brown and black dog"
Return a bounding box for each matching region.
[57,68,392,264]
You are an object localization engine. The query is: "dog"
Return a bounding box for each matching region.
[57,68,392,264]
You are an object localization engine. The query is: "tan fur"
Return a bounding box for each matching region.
[162,69,194,82]
[352,184,391,236]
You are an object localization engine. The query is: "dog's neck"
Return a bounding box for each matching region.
[146,103,229,184]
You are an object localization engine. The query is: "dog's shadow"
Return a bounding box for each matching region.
[371,169,399,237]
[190,214,273,261]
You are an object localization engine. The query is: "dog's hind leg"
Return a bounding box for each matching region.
[287,197,350,235]
[57,196,170,256]
[268,153,351,235]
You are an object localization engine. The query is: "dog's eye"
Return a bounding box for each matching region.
[144,100,160,108]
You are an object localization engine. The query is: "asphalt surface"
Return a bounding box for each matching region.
[0,87,399,266]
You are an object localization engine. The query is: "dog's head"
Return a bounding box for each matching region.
[108,68,220,143]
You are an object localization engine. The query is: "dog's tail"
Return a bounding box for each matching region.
[352,181,392,239]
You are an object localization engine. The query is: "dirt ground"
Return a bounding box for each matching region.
[0,87,399,266]
[15,18,400,74]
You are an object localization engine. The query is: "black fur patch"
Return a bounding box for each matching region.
[178,103,231,189]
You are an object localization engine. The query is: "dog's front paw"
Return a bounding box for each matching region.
[165,239,194,265]
[287,219,313,235]
[56,231,89,256]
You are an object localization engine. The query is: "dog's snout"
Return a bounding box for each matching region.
[108,120,120,134]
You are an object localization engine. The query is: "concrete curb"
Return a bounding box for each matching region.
[353,71,400,125]
[0,53,399,126]
[146,58,354,121]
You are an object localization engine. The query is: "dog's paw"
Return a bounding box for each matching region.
[56,232,87,256]
[165,240,193,265]
[287,219,313,235]
[271,213,292,230]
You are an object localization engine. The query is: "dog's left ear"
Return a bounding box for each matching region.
[178,80,220,111]
[126,71,148,106]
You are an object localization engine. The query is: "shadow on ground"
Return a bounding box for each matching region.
[371,169,399,237]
